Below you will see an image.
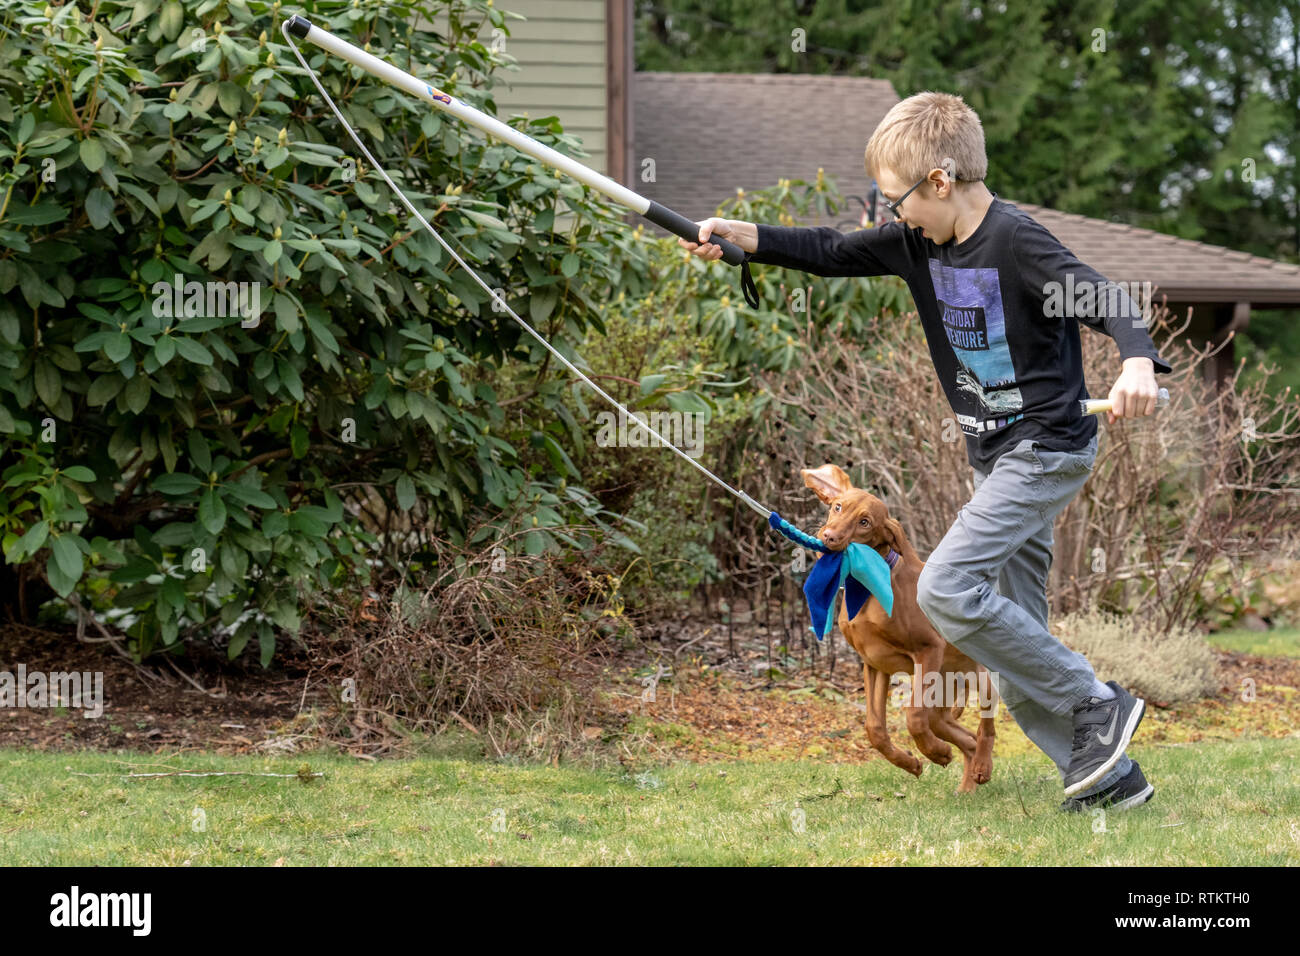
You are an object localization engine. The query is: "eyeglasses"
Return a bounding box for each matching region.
[879,171,981,222]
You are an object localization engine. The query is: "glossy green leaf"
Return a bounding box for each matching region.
[396,474,416,511]
[79,138,106,172]
[290,423,309,459]
[16,520,49,559]
[173,338,213,365]
[198,487,227,534]
[104,332,132,363]
[51,535,83,580]
[86,188,115,229]
[154,473,203,495]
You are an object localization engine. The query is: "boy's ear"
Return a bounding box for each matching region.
[801,464,852,504]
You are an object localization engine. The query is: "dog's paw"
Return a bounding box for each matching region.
[927,747,954,767]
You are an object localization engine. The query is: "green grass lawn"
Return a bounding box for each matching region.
[1207,626,1300,658]
[3,738,1297,865]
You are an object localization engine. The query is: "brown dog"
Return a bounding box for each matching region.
[802,463,995,793]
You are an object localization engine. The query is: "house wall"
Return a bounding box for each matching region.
[460,0,613,176]
[428,1,632,234]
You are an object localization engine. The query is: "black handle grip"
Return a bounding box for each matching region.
[643,201,746,266]
[285,14,312,38]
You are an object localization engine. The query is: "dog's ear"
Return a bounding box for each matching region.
[881,516,906,553]
[801,464,852,504]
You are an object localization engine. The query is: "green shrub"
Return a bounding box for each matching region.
[0,0,645,662]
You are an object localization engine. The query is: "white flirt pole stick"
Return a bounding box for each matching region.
[277,14,773,519]
[283,14,759,307]
[1080,386,1170,417]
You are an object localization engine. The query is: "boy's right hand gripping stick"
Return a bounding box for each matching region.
[1080,387,1170,417]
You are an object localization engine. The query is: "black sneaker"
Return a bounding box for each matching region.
[1060,760,1154,813]
[1063,680,1145,797]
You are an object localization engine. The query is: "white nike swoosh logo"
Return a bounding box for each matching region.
[1096,709,1119,745]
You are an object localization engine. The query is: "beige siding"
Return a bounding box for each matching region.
[498,19,606,42]
[428,0,609,175]
[424,1,613,236]
[494,85,609,108]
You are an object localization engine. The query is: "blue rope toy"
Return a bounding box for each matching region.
[767,512,898,640]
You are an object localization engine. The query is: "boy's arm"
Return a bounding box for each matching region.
[1012,217,1171,421]
[746,221,914,278]
[1012,217,1172,374]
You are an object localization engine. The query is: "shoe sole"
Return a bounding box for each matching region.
[1060,783,1155,814]
[1108,783,1155,811]
[1063,696,1146,798]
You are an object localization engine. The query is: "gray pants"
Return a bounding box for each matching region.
[915,434,1130,797]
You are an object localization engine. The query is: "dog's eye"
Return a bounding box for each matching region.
[834,503,840,512]
[860,517,870,526]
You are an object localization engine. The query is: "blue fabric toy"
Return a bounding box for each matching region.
[768,512,897,640]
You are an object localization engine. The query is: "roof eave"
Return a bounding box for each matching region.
[1146,288,1300,306]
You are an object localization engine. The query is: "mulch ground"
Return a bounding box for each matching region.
[2,615,1297,763]
[606,615,1300,764]
[0,623,320,755]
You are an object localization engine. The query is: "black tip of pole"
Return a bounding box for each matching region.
[286,15,312,39]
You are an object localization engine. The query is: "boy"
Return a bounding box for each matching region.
[680,91,1170,812]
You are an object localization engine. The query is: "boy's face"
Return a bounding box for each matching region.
[875,165,956,243]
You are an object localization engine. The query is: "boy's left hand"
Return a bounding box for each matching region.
[1106,357,1160,424]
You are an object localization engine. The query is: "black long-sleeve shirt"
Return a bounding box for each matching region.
[746,197,1172,470]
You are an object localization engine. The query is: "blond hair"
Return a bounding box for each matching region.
[864,91,988,185]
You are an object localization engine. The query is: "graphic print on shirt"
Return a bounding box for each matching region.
[927,260,1024,434]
